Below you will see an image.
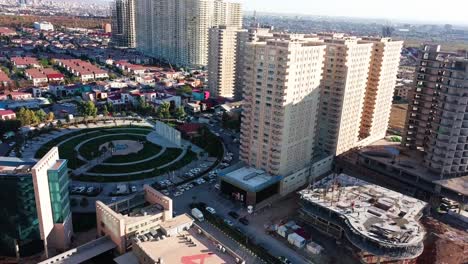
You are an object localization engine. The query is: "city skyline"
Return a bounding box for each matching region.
[239,0,468,26]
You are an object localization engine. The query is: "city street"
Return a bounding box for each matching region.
[171,181,313,264]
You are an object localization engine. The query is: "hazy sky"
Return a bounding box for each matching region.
[239,0,468,25]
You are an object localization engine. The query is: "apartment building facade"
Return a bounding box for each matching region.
[316,36,374,156]
[234,26,274,100]
[403,44,468,177]
[136,0,242,67]
[208,26,239,99]
[240,35,327,193]
[111,0,136,48]
[358,38,404,145]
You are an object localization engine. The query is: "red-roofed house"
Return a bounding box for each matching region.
[8,92,32,100]
[0,27,16,37]
[177,123,202,138]
[25,68,48,85]
[11,57,41,69]
[0,110,16,120]
[0,70,11,86]
[46,73,65,82]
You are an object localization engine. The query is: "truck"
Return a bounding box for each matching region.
[191,208,204,222]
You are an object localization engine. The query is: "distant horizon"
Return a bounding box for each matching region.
[239,0,468,27]
[97,0,468,27]
[242,10,468,27]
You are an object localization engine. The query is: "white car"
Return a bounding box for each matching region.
[206,207,216,214]
[214,184,220,190]
[131,186,137,192]
[174,192,183,197]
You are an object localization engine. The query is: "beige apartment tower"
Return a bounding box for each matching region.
[234,27,274,99]
[208,26,239,98]
[240,34,327,179]
[359,38,403,145]
[136,0,242,67]
[316,35,374,156]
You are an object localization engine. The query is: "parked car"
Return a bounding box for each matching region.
[174,191,183,197]
[228,211,239,219]
[224,219,234,226]
[206,207,216,214]
[239,217,249,225]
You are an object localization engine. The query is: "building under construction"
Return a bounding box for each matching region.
[298,174,427,264]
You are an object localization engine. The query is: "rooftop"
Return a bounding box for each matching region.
[220,164,283,192]
[133,227,241,264]
[299,174,426,247]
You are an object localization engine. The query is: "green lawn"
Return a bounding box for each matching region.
[35,126,152,169]
[89,148,183,173]
[77,150,197,182]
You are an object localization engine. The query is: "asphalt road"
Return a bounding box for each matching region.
[171,181,312,264]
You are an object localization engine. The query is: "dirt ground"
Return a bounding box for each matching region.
[389,104,408,134]
[417,216,468,264]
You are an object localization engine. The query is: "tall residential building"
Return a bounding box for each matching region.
[316,35,374,156]
[359,37,404,144]
[239,34,327,193]
[234,26,274,100]
[111,0,136,48]
[136,0,242,67]
[403,44,468,177]
[0,147,72,258]
[208,26,239,99]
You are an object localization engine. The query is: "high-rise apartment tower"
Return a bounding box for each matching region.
[136,0,242,67]
[111,0,136,48]
[403,44,468,178]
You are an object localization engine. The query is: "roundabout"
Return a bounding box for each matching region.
[34,125,201,182]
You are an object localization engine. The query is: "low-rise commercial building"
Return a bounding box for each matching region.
[96,185,193,254]
[115,224,245,264]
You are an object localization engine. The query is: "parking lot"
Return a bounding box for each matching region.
[170,177,313,264]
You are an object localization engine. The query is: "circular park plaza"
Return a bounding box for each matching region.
[23,119,222,188]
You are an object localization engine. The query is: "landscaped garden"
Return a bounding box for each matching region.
[34,125,198,182]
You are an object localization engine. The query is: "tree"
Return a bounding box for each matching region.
[16,107,39,126]
[174,106,186,120]
[36,109,47,123]
[102,105,109,117]
[156,102,171,119]
[78,101,98,121]
[46,112,54,122]
[176,85,193,96]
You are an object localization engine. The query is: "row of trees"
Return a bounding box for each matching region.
[16,107,54,126]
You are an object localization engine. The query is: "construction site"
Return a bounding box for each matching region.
[298,174,427,264]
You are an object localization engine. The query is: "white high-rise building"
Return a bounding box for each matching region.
[136,0,242,67]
